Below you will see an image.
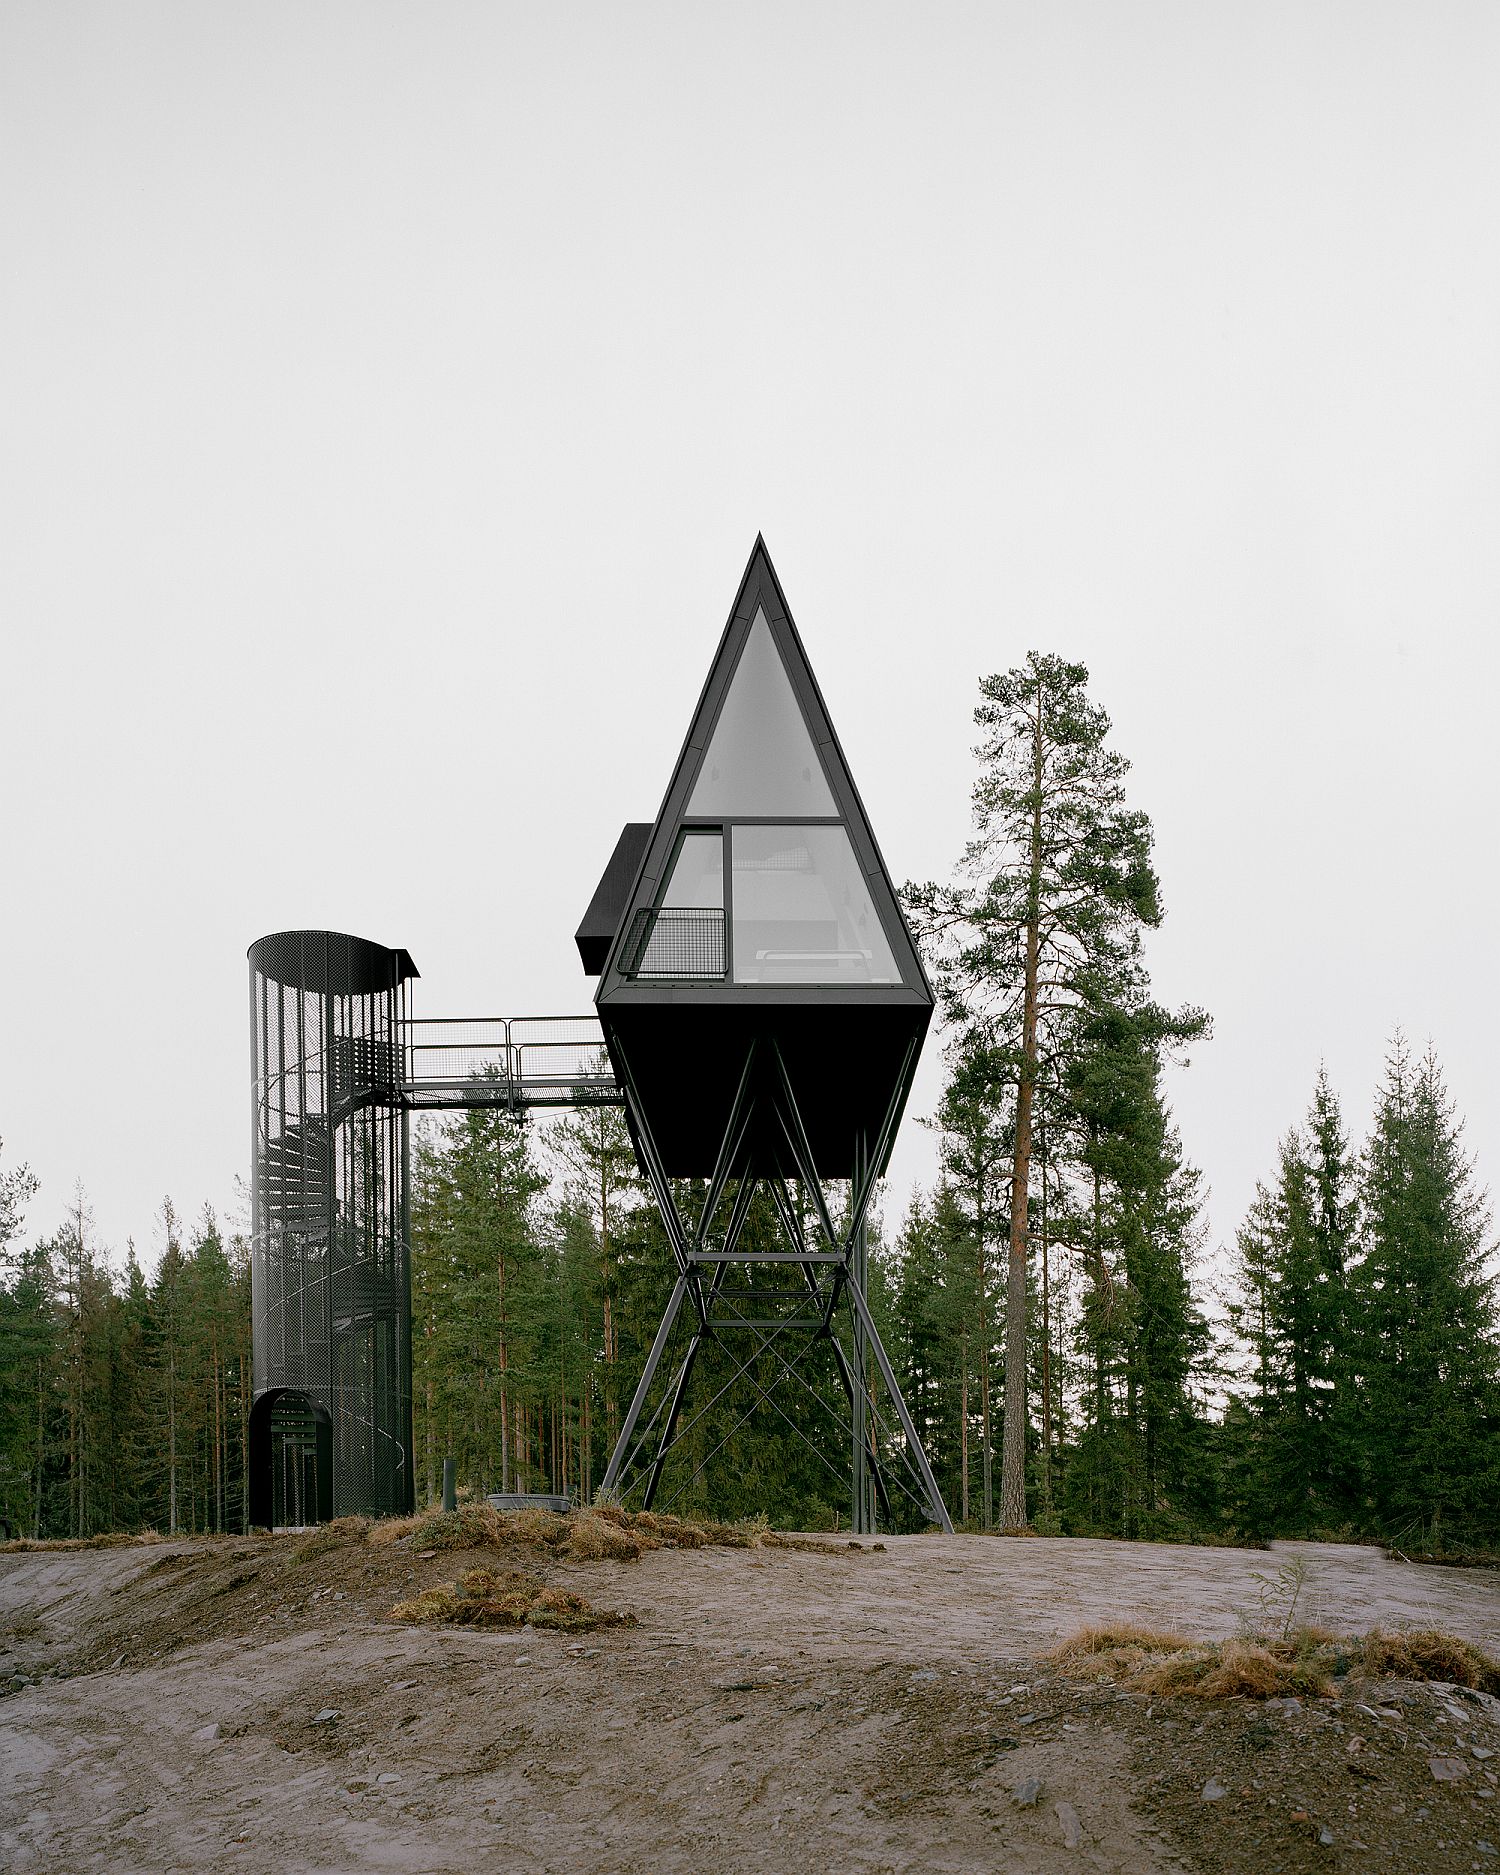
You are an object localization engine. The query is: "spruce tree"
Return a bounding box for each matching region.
[0,1139,37,1269]
[1062,1000,1208,1536]
[1353,1041,1499,1545]
[932,1046,1008,1527]
[411,1103,546,1496]
[149,1200,189,1534]
[0,1240,55,1537]
[1229,1073,1357,1535]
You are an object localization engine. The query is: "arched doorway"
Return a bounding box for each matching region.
[248,1387,333,1529]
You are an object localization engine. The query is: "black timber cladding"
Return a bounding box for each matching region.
[576,822,652,975]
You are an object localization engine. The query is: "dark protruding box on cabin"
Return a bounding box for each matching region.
[575,823,651,976]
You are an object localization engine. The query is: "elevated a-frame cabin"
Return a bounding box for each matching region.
[585,537,933,1179]
[577,539,950,1530]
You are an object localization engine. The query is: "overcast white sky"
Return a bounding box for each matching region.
[3,3,1497,1274]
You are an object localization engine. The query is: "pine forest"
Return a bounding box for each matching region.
[3,657,1497,1553]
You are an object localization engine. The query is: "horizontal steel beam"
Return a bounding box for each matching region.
[706,1316,826,1331]
[687,1250,845,1264]
[399,1080,623,1112]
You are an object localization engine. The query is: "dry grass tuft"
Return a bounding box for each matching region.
[1360,1627,1500,1693]
[0,1530,170,1553]
[367,1514,421,1547]
[561,1511,655,1562]
[511,1507,571,1547]
[1050,1624,1194,1660]
[1051,1620,1500,1701]
[1138,1637,1335,1701]
[289,1515,371,1564]
[400,1504,514,1552]
[366,1502,783,1561]
[388,1565,634,1633]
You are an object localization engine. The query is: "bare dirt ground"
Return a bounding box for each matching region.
[2,1525,1498,1875]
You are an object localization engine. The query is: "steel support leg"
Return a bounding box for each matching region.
[826,1327,892,1526]
[847,1277,953,1532]
[851,1129,871,1534]
[643,1331,704,1510]
[600,1271,689,1496]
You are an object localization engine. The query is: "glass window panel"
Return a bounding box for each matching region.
[660,830,723,908]
[688,610,836,816]
[731,825,901,984]
[636,830,726,977]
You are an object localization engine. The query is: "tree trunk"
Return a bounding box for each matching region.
[240,1358,251,1534]
[959,1337,970,1526]
[34,1358,45,1539]
[1000,696,1043,1530]
[977,1160,994,1530]
[168,1348,179,1536]
[1039,1142,1053,1513]
[213,1335,224,1535]
[581,1373,591,1501]
[498,1252,510,1495]
[601,1149,618,1450]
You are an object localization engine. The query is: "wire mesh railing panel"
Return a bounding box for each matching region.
[622,907,726,979]
[401,1016,620,1108]
[512,1039,618,1104]
[508,1015,606,1045]
[403,1018,511,1089]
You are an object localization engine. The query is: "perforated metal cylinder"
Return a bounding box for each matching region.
[249,931,415,1518]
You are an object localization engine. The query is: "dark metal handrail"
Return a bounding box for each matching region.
[400,1016,621,1110]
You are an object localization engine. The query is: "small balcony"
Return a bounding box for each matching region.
[622,906,727,980]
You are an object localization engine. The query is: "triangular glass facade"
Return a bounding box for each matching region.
[599,542,931,1001]
[688,609,836,816]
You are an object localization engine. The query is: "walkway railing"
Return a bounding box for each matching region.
[401,1016,621,1111]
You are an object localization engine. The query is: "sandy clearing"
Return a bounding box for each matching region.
[549,1534,1500,1663]
[2,1531,1497,1875]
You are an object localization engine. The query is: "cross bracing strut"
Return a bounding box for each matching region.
[599,1031,953,1533]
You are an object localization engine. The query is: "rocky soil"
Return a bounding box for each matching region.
[2,1527,1498,1874]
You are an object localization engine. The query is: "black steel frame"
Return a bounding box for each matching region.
[600,1030,952,1533]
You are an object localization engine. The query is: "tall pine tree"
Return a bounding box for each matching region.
[907,653,1205,1527]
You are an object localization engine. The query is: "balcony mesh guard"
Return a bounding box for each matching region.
[623,906,726,979]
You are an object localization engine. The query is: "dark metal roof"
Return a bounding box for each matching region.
[575,823,652,975]
[248,930,419,995]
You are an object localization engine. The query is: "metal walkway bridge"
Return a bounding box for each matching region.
[401,1016,621,1112]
